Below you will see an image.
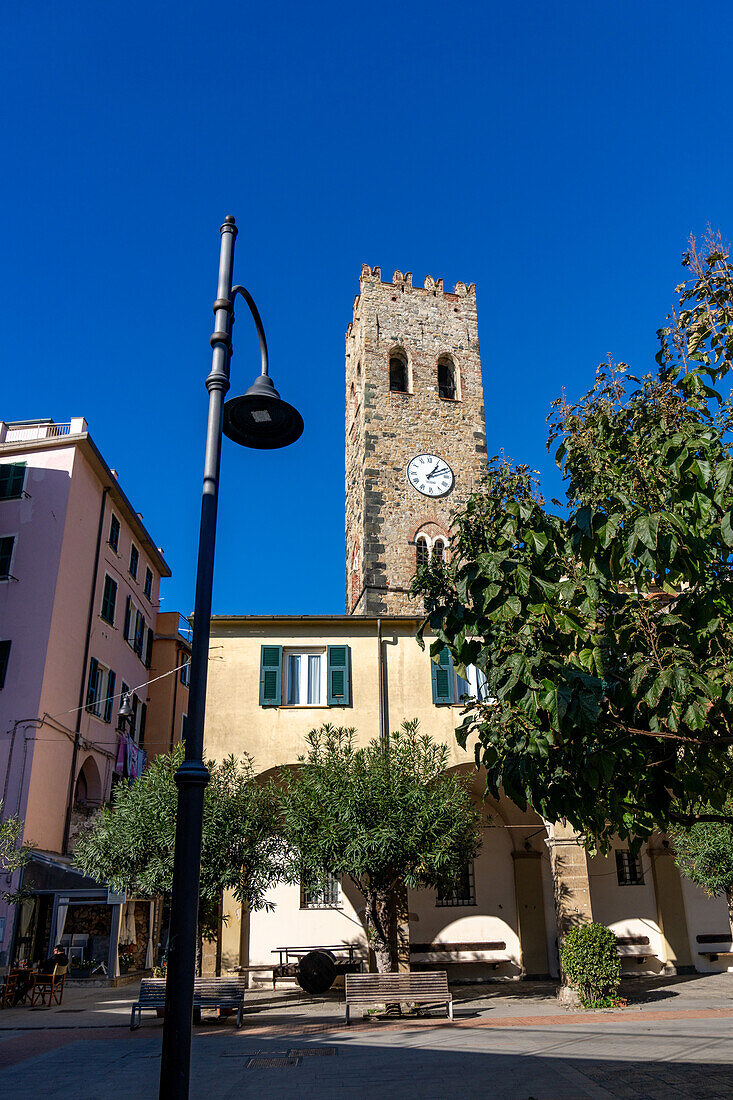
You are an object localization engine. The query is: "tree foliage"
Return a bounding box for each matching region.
[278,721,482,973]
[0,801,32,905]
[74,747,286,927]
[415,234,733,847]
[670,803,733,934]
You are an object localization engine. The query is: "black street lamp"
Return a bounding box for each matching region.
[159,216,303,1099]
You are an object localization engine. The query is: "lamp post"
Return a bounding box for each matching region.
[159,216,303,1099]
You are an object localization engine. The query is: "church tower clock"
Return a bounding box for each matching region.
[345,265,488,615]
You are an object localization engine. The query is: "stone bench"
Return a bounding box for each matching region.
[697,934,733,962]
[410,940,511,968]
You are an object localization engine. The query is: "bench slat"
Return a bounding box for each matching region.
[345,971,453,1024]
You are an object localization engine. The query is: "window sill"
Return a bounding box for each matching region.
[279,704,330,709]
[100,616,117,629]
[438,395,461,403]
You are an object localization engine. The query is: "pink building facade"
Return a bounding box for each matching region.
[0,418,175,973]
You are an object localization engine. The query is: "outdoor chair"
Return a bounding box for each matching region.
[30,963,67,1006]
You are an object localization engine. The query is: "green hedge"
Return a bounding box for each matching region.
[559,922,621,1008]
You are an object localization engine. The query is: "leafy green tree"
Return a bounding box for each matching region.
[278,721,482,974]
[74,747,286,961]
[670,804,733,935]
[415,235,733,847]
[0,801,32,904]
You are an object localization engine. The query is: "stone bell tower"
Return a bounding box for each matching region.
[345,265,488,615]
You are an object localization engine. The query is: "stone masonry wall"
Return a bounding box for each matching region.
[345,266,488,615]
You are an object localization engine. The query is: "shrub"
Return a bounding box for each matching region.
[559,922,621,1008]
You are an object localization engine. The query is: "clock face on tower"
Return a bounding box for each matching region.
[407,453,455,497]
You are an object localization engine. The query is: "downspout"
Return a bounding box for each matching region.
[62,486,110,854]
[377,618,387,751]
[169,642,180,751]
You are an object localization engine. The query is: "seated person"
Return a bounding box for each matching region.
[37,944,69,976]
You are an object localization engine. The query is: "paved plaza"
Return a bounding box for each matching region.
[1,973,732,1098]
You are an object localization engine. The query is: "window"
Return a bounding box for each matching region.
[0,463,26,501]
[100,575,117,625]
[437,862,476,907]
[431,648,491,705]
[438,357,456,400]
[144,626,154,669]
[389,352,408,393]
[180,659,191,687]
[108,514,120,553]
[300,872,341,910]
[85,658,116,722]
[0,536,15,579]
[181,713,188,741]
[616,850,644,886]
[129,543,139,580]
[139,702,147,748]
[123,596,147,661]
[0,640,10,690]
[259,645,351,707]
[433,538,447,563]
[416,536,429,567]
[286,650,325,705]
[144,567,153,600]
[455,664,490,703]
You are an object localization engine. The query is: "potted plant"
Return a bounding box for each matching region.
[118,950,136,974]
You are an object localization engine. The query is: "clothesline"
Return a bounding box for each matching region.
[44,659,191,726]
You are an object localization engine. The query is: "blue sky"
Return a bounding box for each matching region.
[2,2,731,615]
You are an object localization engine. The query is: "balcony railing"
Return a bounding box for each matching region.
[5,422,72,443]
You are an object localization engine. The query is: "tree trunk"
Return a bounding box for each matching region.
[726,888,733,941]
[365,889,394,974]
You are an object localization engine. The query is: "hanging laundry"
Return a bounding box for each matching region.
[115,734,127,776]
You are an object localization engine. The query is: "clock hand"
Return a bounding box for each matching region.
[427,465,450,479]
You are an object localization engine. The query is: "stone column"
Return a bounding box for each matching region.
[545,822,593,1001]
[512,850,550,977]
[545,821,593,937]
[649,842,693,974]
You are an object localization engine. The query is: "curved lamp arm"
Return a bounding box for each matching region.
[231,285,269,377]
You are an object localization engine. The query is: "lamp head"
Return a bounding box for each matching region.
[223,374,304,450]
[118,693,133,720]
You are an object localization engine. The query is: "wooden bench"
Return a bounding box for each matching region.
[344,971,453,1024]
[615,935,656,963]
[410,940,511,969]
[697,934,733,962]
[130,977,246,1029]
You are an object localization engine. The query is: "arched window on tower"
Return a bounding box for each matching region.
[415,536,429,567]
[389,351,409,393]
[438,356,457,400]
[433,538,447,564]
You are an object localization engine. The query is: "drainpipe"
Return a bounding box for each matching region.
[169,642,180,751]
[377,618,387,751]
[62,486,110,854]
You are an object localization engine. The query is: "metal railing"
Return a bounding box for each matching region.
[5,422,72,442]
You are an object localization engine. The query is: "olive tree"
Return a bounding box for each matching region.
[278,721,482,973]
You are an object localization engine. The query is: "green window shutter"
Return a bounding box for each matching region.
[259,645,282,706]
[123,597,132,641]
[0,463,25,500]
[327,644,351,706]
[86,657,100,711]
[104,670,116,723]
[0,640,11,690]
[431,646,455,705]
[0,536,14,577]
[101,575,117,624]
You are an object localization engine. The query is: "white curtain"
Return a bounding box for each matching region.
[287,655,300,704]
[308,655,321,704]
[19,898,34,939]
[120,900,137,944]
[145,901,154,969]
[55,900,68,945]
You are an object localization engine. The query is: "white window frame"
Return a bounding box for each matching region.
[283,648,327,706]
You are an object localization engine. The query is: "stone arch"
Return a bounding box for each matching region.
[388,346,410,394]
[74,754,103,806]
[437,354,460,400]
